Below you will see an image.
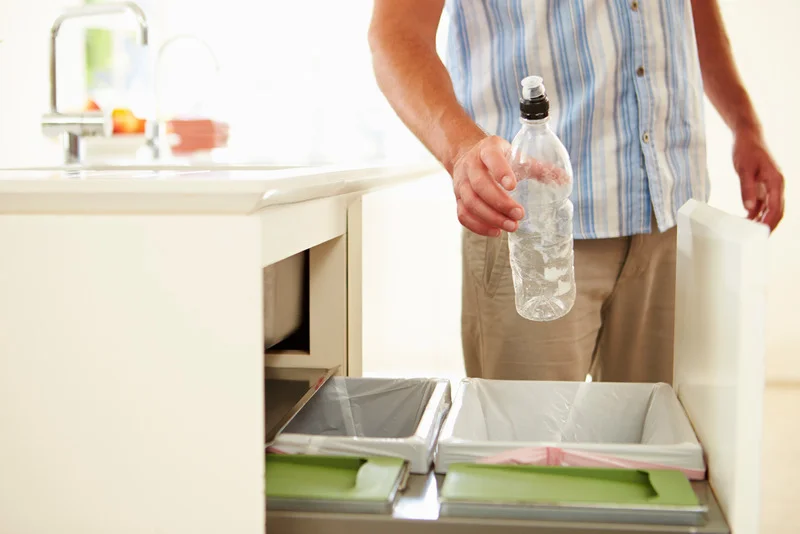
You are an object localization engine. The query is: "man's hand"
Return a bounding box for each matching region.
[733,128,784,231]
[451,136,525,237]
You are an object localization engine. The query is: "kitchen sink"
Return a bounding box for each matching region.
[1,161,303,172]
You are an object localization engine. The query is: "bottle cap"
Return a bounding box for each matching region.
[521,76,545,99]
[519,75,549,120]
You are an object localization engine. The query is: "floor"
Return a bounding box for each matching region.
[760,384,800,533]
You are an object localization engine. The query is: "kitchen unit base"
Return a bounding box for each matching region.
[0,165,440,534]
[266,473,729,534]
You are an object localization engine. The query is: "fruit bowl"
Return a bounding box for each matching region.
[81,134,150,162]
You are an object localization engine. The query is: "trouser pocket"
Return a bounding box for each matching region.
[462,229,509,298]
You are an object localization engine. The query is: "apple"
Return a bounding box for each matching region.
[111,108,146,135]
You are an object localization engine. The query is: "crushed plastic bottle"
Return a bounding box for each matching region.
[507,75,576,321]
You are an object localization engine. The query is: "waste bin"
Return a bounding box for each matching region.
[271,377,451,473]
[435,379,705,478]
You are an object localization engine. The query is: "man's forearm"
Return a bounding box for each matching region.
[691,0,761,136]
[369,23,485,173]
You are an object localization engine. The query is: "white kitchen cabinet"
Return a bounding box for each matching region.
[0,163,439,534]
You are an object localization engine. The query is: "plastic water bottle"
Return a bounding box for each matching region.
[507,75,576,321]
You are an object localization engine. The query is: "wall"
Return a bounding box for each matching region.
[0,0,70,166]
[360,172,464,382]
[152,0,435,164]
[0,0,427,167]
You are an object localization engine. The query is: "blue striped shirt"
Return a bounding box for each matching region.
[444,0,710,239]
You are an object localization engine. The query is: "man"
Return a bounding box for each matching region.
[368,0,784,383]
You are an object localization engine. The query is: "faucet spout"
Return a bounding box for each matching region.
[49,1,149,113]
[148,35,221,159]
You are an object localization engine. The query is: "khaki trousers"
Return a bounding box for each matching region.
[461,223,677,383]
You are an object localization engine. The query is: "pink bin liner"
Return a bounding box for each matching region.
[478,446,706,480]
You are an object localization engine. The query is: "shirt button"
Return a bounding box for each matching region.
[631,1,639,10]
[642,132,650,143]
[636,66,645,77]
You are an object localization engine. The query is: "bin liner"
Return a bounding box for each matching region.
[435,379,705,479]
[271,377,451,474]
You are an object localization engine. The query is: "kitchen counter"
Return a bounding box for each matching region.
[268,473,730,534]
[0,163,440,213]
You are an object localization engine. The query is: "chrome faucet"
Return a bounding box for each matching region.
[147,34,221,159]
[42,2,149,164]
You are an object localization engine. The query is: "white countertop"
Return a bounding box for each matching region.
[0,163,444,214]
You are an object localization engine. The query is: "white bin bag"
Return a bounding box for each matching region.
[271,377,451,474]
[435,379,705,478]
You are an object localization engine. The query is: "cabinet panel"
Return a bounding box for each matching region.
[0,214,265,533]
[674,200,769,534]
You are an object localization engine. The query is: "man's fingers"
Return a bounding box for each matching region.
[762,169,785,231]
[480,138,516,191]
[733,137,784,231]
[738,166,759,217]
[459,184,519,232]
[467,165,524,221]
[451,136,525,234]
[457,202,500,237]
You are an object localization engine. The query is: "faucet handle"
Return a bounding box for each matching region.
[41,111,112,138]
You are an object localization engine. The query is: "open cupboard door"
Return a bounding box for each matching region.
[674,199,769,534]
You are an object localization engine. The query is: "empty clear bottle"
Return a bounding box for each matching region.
[508,75,576,321]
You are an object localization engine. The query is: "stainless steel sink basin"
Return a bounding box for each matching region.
[4,160,303,172]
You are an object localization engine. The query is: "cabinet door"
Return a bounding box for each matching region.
[674,199,769,534]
